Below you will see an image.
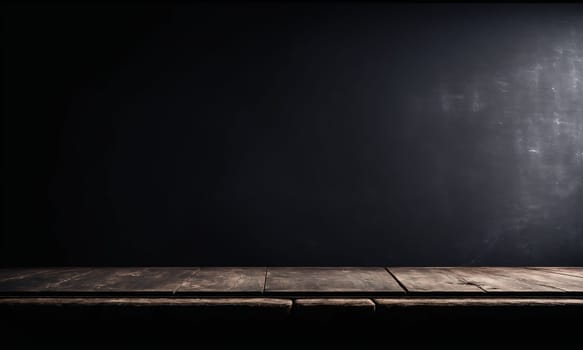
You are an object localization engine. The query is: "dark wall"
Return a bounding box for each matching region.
[2,2,583,266]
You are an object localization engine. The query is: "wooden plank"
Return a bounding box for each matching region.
[293,298,375,319]
[265,267,404,295]
[374,297,583,327]
[0,297,292,321]
[50,267,199,294]
[175,267,266,295]
[0,297,292,307]
[501,268,583,292]
[388,267,485,294]
[445,267,583,294]
[530,267,583,280]
[0,268,93,293]
[374,298,583,307]
[3,267,581,296]
[294,298,375,310]
[0,269,54,283]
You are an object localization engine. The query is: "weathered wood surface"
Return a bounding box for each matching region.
[529,267,583,280]
[51,268,199,293]
[175,267,266,294]
[0,267,265,295]
[0,268,94,293]
[295,298,375,308]
[445,267,583,294]
[265,267,404,295]
[374,298,583,307]
[0,297,292,307]
[388,267,485,293]
[0,268,198,294]
[1,267,583,296]
[0,269,54,282]
[511,268,583,292]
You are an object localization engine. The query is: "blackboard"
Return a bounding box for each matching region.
[1,3,582,266]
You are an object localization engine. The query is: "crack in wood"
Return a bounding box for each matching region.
[385,268,409,293]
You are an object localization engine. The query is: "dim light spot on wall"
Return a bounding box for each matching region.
[406,20,583,261]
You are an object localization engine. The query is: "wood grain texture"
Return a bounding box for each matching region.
[0,297,292,307]
[2,267,583,296]
[295,298,375,308]
[0,269,53,282]
[446,267,583,294]
[388,267,485,294]
[0,268,94,293]
[529,267,583,280]
[504,268,583,292]
[374,298,583,307]
[175,267,266,294]
[51,267,199,294]
[265,267,404,295]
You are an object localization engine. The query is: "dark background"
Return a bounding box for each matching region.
[2,2,583,266]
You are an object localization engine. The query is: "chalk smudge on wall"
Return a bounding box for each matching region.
[410,18,583,263]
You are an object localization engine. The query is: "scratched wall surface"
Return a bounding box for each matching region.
[2,4,583,266]
[404,10,583,263]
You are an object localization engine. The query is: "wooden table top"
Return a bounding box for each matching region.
[1,267,582,296]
